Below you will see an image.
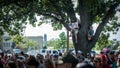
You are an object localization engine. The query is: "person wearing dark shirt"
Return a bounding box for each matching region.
[88,26,94,41]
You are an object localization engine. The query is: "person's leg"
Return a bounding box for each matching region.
[74,29,78,43]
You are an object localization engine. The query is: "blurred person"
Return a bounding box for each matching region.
[56,58,72,68]
[20,51,25,56]
[58,52,62,59]
[5,61,17,68]
[88,26,94,41]
[57,62,72,68]
[85,53,93,64]
[83,53,95,66]
[93,56,102,68]
[76,50,85,63]
[27,55,39,68]
[112,51,120,68]
[0,52,6,68]
[59,53,79,68]
[52,54,58,63]
[114,50,120,57]
[45,51,50,60]
[52,54,59,68]
[36,54,45,68]
[100,54,112,68]
[106,50,115,65]
[69,19,80,43]
[44,59,54,68]
[76,62,95,68]
[16,56,26,68]
[116,54,120,67]
[0,58,3,68]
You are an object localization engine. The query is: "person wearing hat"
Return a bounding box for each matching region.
[100,54,112,68]
[16,56,26,68]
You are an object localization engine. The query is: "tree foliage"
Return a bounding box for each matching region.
[94,33,113,50]
[1,0,120,54]
[12,34,24,45]
[59,32,67,48]
[47,32,67,49]
[22,38,37,49]
[12,35,36,49]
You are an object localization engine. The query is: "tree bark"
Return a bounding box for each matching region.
[71,2,120,56]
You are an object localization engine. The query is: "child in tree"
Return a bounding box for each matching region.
[88,26,94,41]
[69,21,80,43]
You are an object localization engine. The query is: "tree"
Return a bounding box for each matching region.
[1,0,120,55]
[12,34,24,45]
[47,39,58,49]
[12,35,37,50]
[59,32,67,49]
[22,39,37,50]
[93,33,113,50]
[47,32,67,49]
[0,0,32,36]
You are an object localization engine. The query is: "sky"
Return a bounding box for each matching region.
[24,23,66,41]
[24,23,120,41]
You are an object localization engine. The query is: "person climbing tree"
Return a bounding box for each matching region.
[88,26,94,41]
[69,19,80,43]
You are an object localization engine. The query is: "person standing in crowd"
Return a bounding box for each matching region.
[93,56,102,68]
[112,51,120,68]
[0,58,3,68]
[5,61,17,68]
[36,54,45,68]
[16,56,26,68]
[44,59,54,68]
[76,62,95,68]
[116,54,120,67]
[27,56,39,68]
[45,51,50,60]
[0,52,6,68]
[100,54,112,68]
[106,50,115,65]
[76,50,85,63]
[52,54,59,68]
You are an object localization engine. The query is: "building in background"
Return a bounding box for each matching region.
[0,32,13,51]
[43,34,47,47]
[25,36,43,49]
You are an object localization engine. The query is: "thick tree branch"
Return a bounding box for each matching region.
[88,2,120,49]
[40,12,70,30]
[78,0,89,27]
[64,0,77,23]
[46,0,71,30]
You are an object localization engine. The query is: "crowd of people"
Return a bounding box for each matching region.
[0,49,120,68]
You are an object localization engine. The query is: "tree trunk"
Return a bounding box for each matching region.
[72,30,92,56]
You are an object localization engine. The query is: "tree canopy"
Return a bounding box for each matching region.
[12,34,37,49]
[1,0,120,55]
[47,32,67,49]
